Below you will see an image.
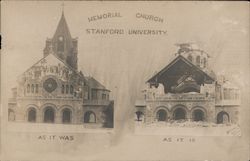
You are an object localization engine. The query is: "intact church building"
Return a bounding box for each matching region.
[8,12,114,128]
[135,43,240,125]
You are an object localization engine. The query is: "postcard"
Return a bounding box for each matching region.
[1,1,249,160]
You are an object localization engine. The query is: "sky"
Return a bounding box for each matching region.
[1,1,250,160]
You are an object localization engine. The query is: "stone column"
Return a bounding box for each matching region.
[187,110,191,122]
[37,110,43,123]
[55,110,61,124]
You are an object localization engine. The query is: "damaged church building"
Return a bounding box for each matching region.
[8,12,114,128]
[135,43,240,125]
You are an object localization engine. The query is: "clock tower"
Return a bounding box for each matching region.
[43,11,78,70]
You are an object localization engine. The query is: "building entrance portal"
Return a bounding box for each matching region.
[156,109,167,121]
[84,111,96,123]
[193,109,205,121]
[217,111,230,124]
[173,108,186,120]
[62,108,71,123]
[135,111,144,121]
[44,107,55,123]
[28,108,36,122]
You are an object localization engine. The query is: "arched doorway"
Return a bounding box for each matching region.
[62,108,71,124]
[135,111,144,121]
[217,111,230,124]
[84,111,96,123]
[44,107,55,123]
[173,107,186,120]
[156,109,167,121]
[8,109,15,121]
[192,109,205,121]
[28,108,36,122]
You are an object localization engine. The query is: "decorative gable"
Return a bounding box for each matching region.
[21,54,77,81]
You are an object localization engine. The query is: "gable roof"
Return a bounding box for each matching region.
[19,53,83,80]
[85,77,109,91]
[147,55,215,84]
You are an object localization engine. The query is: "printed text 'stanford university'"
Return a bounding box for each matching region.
[86,29,167,35]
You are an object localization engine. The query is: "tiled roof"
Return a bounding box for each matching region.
[85,77,109,91]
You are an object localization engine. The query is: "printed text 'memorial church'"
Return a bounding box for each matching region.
[8,11,114,128]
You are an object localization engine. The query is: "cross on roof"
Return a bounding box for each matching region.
[61,1,65,13]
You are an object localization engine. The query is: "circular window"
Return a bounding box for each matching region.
[43,78,57,93]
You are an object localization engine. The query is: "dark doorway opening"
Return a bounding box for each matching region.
[192,109,205,121]
[84,111,96,123]
[156,109,167,121]
[44,107,55,123]
[217,111,230,124]
[135,111,144,121]
[28,108,36,122]
[173,108,186,120]
[62,108,71,124]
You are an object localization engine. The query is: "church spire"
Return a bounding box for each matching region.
[62,1,65,15]
[53,11,72,41]
[43,11,78,70]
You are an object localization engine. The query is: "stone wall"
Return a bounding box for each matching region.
[136,99,216,123]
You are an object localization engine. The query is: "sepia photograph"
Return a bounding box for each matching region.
[1,1,249,161]
[134,43,242,136]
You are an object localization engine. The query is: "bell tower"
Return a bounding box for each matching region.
[43,11,78,70]
[176,43,209,69]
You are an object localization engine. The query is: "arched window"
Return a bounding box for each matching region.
[70,85,74,94]
[84,111,96,123]
[28,108,36,122]
[44,107,55,123]
[203,58,207,68]
[66,85,69,94]
[173,107,187,120]
[31,84,34,93]
[62,108,72,123]
[192,109,205,121]
[27,84,30,93]
[35,84,39,93]
[156,109,167,121]
[61,85,65,94]
[8,109,15,121]
[187,55,193,62]
[217,111,230,124]
[196,56,200,67]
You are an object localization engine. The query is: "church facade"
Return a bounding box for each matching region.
[8,12,114,128]
[135,43,240,125]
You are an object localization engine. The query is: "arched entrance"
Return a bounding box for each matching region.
[192,109,205,121]
[217,111,230,124]
[28,108,36,122]
[173,107,186,120]
[156,109,167,121]
[62,108,71,124]
[135,111,144,121]
[84,111,96,123]
[44,107,55,123]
